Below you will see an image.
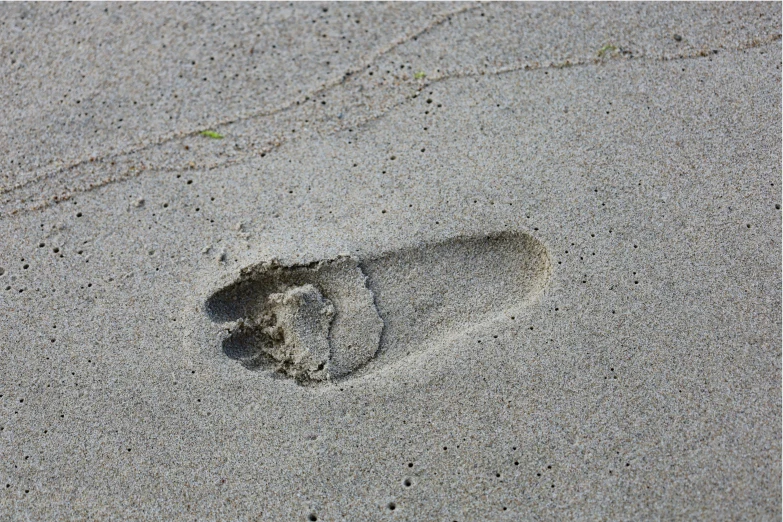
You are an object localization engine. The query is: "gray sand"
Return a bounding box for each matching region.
[1,3,780,520]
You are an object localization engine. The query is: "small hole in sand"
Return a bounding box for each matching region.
[388,502,396,511]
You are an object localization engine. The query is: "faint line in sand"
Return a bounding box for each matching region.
[0,3,479,198]
[2,33,779,218]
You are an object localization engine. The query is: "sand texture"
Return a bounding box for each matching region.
[1,3,781,520]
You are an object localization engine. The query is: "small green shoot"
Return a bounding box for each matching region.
[597,44,618,58]
[414,71,426,80]
[200,130,224,139]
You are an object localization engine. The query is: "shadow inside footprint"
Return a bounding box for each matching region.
[204,231,551,384]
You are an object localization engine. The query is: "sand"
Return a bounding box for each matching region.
[0,2,780,520]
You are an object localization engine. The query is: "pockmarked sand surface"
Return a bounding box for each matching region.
[1,3,781,520]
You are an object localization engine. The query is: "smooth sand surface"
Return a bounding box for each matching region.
[1,3,781,520]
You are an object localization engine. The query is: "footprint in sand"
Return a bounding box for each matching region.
[201,231,551,384]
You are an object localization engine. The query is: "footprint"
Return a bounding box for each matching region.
[201,231,551,384]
